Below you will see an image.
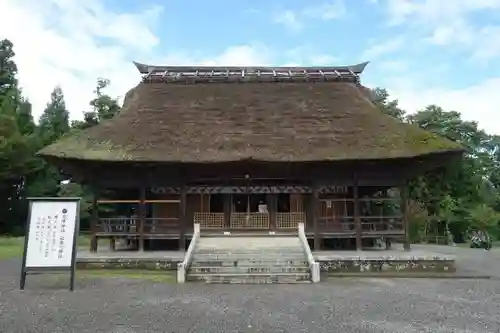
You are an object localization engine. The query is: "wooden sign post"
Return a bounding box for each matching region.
[20,197,80,291]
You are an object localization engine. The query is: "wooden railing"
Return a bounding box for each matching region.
[96,217,180,234]
[194,212,225,229]
[96,217,139,234]
[317,217,355,232]
[144,217,180,234]
[317,197,404,233]
[276,212,306,229]
[361,217,403,232]
[316,217,403,233]
[230,213,269,229]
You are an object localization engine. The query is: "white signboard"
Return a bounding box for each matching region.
[25,200,79,268]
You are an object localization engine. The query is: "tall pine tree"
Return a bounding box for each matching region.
[39,86,70,144]
[24,86,71,198]
[0,39,40,233]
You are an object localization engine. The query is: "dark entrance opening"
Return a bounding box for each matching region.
[209,194,224,212]
[231,194,267,212]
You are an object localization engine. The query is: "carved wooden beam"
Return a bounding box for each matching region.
[133,61,369,83]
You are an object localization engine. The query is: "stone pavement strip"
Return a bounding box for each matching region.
[1,245,500,333]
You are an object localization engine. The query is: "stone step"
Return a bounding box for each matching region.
[195,248,305,254]
[190,259,310,267]
[192,253,306,260]
[191,258,309,265]
[201,233,298,238]
[189,266,310,274]
[187,272,312,284]
[196,237,302,250]
[194,253,306,257]
[198,236,301,243]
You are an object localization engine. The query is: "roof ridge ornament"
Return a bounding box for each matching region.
[132,61,369,84]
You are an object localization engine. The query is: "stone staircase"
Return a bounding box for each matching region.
[186,236,312,284]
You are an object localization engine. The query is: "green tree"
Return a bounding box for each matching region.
[39,86,70,144]
[0,39,41,233]
[58,182,93,227]
[371,88,406,121]
[71,78,120,129]
[467,204,500,238]
[0,39,18,97]
[373,89,500,243]
[16,97,36,135]
[25,86,71,198]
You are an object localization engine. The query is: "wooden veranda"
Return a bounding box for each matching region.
[89,180,409,252]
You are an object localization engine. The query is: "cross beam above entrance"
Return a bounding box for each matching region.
[150,185,349,194]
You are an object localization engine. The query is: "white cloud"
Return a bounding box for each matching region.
[274,10,303,32]
[382,0,500,61]
[303,2,347,21]
[309,54,339,65]
[0,0,161,121]
[376,59,408,72]
[285,45,338,65]
[274,1,346,32]
[0,0,329,122]
[203,45,272,66]
[371,0,500,132]
[468,26,500,63]
[386,78,500,134]
[161,44,273,67]
[364,67,500,134]
[360,36,406,60]
[385,0,500,26]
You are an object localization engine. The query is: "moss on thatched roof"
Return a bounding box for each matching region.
[38,80,463,163]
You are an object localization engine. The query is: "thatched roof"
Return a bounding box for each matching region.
[38,63,463,163]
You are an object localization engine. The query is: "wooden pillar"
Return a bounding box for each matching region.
[354,176,362,251]
[109,238,116,251]
[223,194,231,228]
[401,184,411,251]
[179,185,187,251]
[90,187,99,252]
[312,185,320,251]
[268,194,277,229]
[138,186,146,251]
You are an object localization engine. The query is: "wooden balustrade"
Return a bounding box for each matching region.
[316,216,403,233]
[94,196,404,236]
[194,212,225,229]
[317,197,403,234]
[276,212,306,229]
[143,217,180,234]
[96,217,180,235]
[360,217,403,232]
[317,217,355,232]
[230,213,269,229]
[97,217,139,234]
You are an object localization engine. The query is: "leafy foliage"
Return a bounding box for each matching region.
[0,39,120,234]
[71,78,120,130]
[375,88,500,242]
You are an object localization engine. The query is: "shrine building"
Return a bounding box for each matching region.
[38,61,463,252]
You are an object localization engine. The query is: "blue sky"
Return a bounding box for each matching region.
[2,0,500,133]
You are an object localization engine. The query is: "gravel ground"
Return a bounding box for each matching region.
[1,247,500,333]
[412,244,500,278]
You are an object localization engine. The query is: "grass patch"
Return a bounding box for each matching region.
[0,237,24,260]
[78,269,176,283]
[0,235,92,260]
[77,234,91,248]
